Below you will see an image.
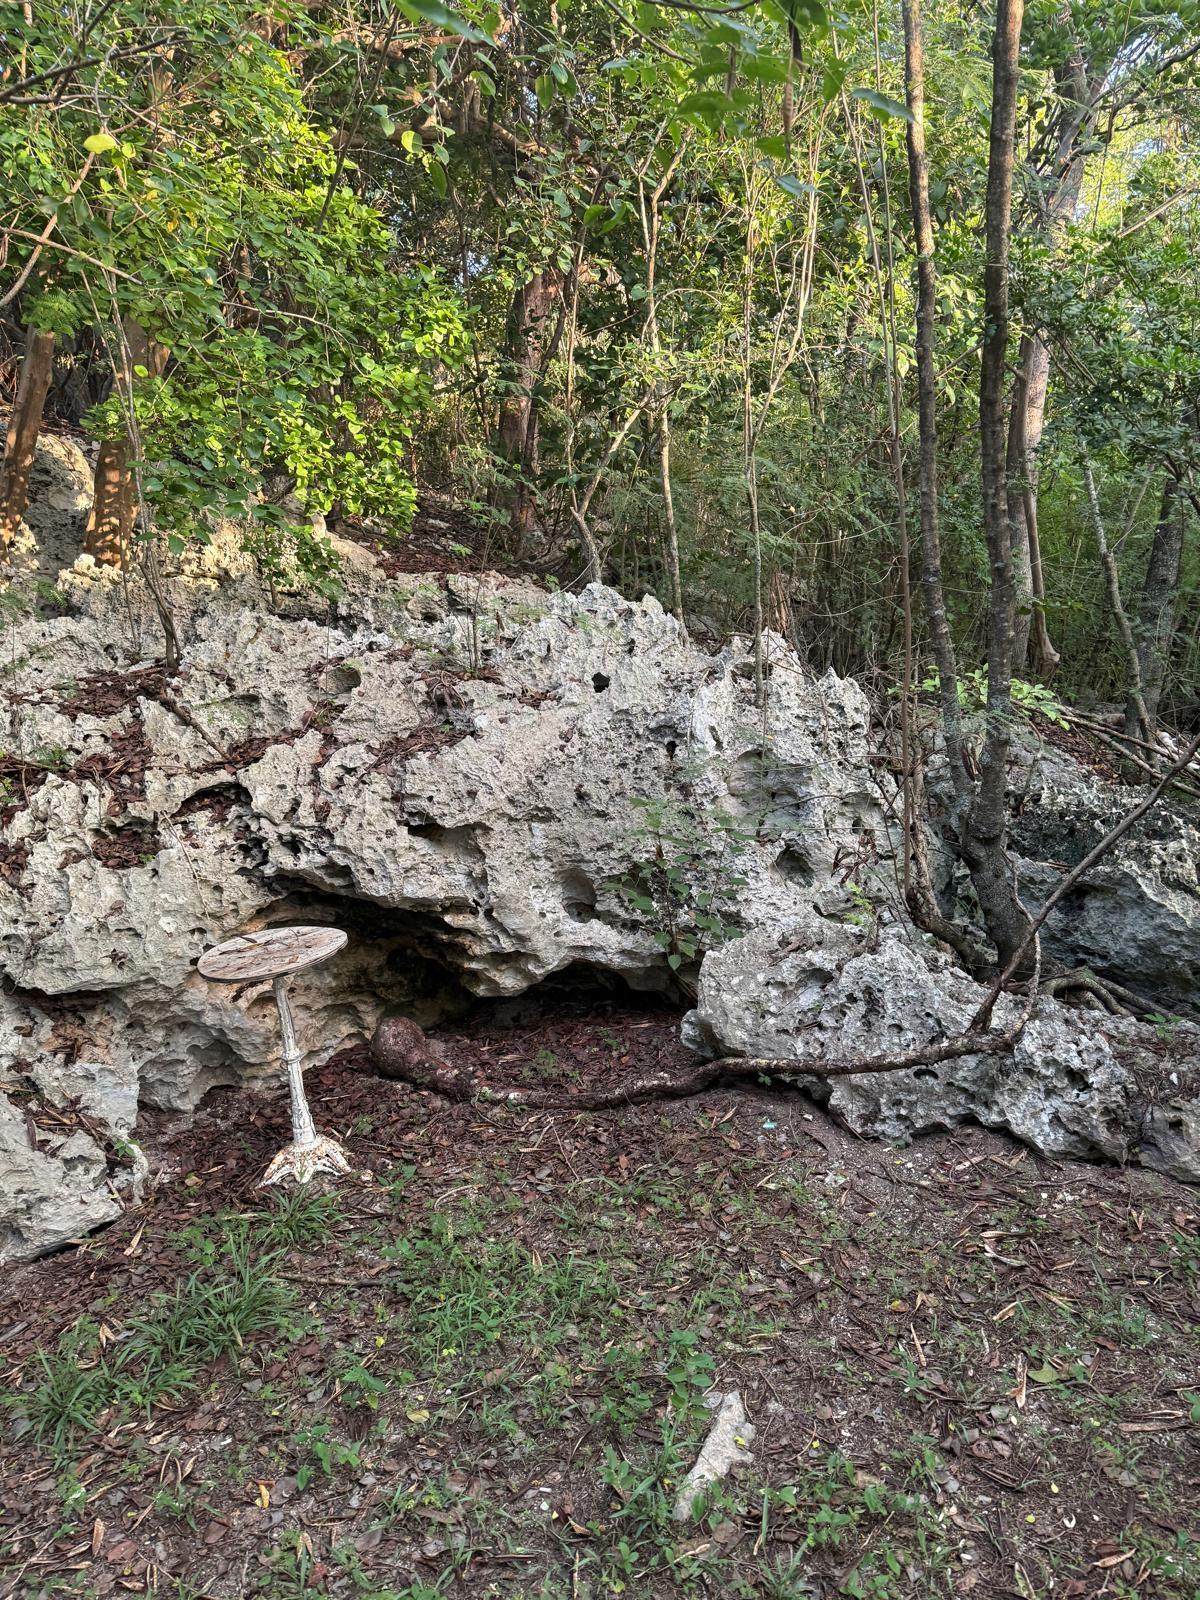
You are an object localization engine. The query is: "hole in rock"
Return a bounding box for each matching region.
[463,962,674,1031]
[560,869,599,923]
[773,844,814,885]
[174,782,252,823]
[592,672,611,692]
[177,892,475,1113]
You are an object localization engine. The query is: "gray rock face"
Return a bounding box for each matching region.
[684,909,1200,1181]
[0,546,880,1256]
[6,434,95,579]
[1007,744,1200,1017]
[2,459,1196,1257]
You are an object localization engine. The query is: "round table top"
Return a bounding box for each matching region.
[197,925,347,983]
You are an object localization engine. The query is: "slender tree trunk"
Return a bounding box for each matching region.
[961,0,1032,971]
[494,269,562,544]
[1081,453,1152,748]
[0,327,56,553]
[637,140,689,630]
[1006,34,1094,675]
[657,410,684,625]
[1006,338,1060,676]
[902,0,969,808]
[83,319,166,567]
[1126,473,1184,742]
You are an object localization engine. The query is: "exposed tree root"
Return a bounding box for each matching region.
[1036,968,1151,1018]
[370,1014,1017,1110]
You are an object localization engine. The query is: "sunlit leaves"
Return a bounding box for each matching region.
[397,0,493,44]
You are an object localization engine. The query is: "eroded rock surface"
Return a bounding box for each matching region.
[1008,742,1200,1016]
[684,908,1200,1181]
[1,530,879,1255]
[2,444,1197,1258]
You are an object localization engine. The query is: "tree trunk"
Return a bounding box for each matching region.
[1005,36,1094,676]
[961,0,1031,971]
[658,405,684,626]
[83,319,167,567]
[902,0,970,810]
[1126,473,1184,742]
[494,269,562,543]
[1006,336,1060,676]
[84,437,134,564]
[1081,453,1152,749]
[0,328,56,553]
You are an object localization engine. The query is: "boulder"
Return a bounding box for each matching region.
[0,996,145,1263]
[5,433,94,580]
[2,482,1197,1257]
[1007,742,1200,1017]
[684,908,1200,1181]
[0,555,881,1254]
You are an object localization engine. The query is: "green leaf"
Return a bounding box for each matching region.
[742,55,790,85]
[535,73,554,111]
[675,90,735,132]
[83,131,119,155]
[428,161,448,198]
[821,59,849,103]
[372,104,397,139]
[397,0,492,44]
[773,173,816,198]
[850,86,913,122]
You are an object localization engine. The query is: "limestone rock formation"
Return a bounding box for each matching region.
[1,447,1197,1258]
[0,533,879,1255]
[1008,742,1200,1016]
[683,908,1200,1181]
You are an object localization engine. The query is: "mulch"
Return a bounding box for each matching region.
[1,992,1197,1598]
[338,498,506,579]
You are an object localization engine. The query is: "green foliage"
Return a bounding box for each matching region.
[915,667,1070,730]
[612,793,752,972]
[3,1226,299,1463]
[3,0,465,579]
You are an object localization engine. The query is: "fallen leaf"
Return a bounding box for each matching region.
[91,1518,105,1555]
[1093,1550,1136,1569]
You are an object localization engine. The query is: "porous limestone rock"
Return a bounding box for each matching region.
[0,552,880,1254]
[672,1390,756,1522]
[683,909,1200,1181]
[3,481,1197,1256]
[0,996,145,1264]
[5,433,95,580]
[1007,744,1200,1017]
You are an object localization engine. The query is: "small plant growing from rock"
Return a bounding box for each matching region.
[611,796,752,976]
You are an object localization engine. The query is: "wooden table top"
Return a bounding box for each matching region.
[197,925,347,983]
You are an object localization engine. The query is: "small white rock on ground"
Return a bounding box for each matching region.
[672,1390,757,1522]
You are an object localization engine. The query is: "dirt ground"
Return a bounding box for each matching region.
[2,994,1198,1600]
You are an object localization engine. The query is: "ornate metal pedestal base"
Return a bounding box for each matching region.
[258,1134,352,1187]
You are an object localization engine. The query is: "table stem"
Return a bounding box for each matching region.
[273,976,317,1150]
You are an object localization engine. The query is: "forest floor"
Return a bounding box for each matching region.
[2,993,1198,1600]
